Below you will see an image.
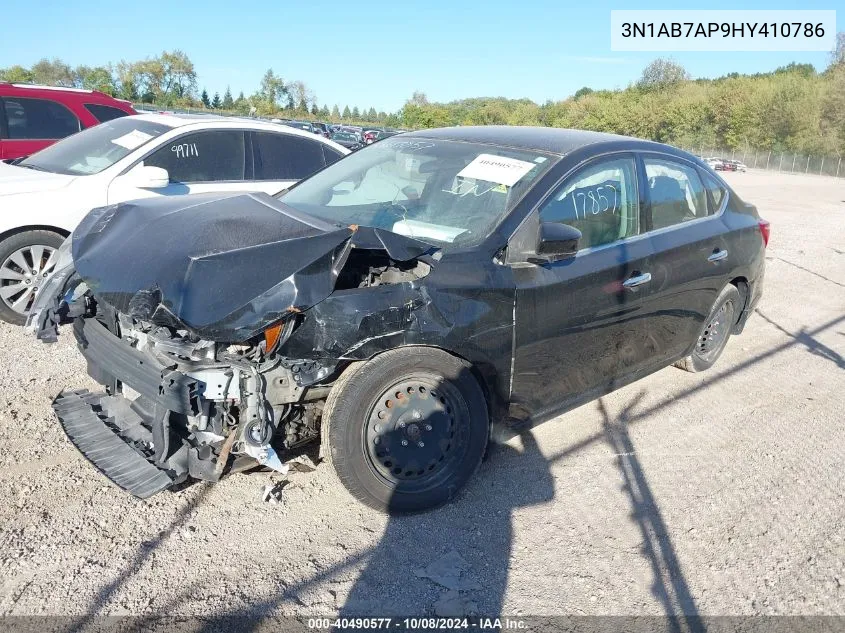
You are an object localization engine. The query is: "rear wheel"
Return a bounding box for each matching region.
[325,347,489,513]
[675,284,741,373]
[0,230,65,325]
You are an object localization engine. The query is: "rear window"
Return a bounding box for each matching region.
[701,170,727,213]
[84,103,130,123]
[3,97,81,140]
[252,131,326,180]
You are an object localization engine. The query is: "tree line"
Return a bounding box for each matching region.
[0,52,395,124]
[2,36,844,150]
[402,33,845,155]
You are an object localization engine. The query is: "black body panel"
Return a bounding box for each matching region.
[58,129,765,431]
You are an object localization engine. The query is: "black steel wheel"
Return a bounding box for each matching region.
[675,284,741,373]
[325,347,489,513]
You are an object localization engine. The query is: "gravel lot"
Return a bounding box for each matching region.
[0,169,843,621]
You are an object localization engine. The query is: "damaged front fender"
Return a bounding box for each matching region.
[281,262,517,413]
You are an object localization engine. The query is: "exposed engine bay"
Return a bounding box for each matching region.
[29,192,446,497]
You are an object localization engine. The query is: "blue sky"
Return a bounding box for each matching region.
[0,0,839,112]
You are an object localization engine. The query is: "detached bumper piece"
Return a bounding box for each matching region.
[53,389,181,498]
[73,317,199,415]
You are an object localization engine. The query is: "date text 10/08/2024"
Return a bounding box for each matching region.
[307,617,528,630]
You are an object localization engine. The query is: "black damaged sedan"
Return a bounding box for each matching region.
[29,127,768,512]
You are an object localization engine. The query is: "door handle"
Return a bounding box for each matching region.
[622,272,652,290]
[707,249,728,263]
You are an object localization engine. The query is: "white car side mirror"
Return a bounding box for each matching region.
[122,165,170,189]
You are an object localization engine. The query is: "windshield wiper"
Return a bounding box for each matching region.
[16,163,51,172]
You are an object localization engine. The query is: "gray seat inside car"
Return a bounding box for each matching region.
[649,176,694,229]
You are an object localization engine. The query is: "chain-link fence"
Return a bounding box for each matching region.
[682,145,844,178]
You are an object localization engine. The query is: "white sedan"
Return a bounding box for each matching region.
[0,114,348,324]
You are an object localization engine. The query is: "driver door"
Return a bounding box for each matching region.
[107,130,253,204]
[509,154,659,421]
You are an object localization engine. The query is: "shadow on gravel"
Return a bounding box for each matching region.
[599,396,703,630]
[73,484,212,630]
[337,431,554,618]
[91,312,845,625]
[546,312,845,466]
[767,256,845,289]
[755,310,845,370]
[192,431,553,629]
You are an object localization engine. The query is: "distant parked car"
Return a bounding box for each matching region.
[728,160,747,172]
[363,129,400,144]
[283,120,316,134]
[363,129,393,144]
[705,157,736,172]
[0,114,348,324]
[312,122,331,138]
[0,82,136,160]
[330,131,363,151]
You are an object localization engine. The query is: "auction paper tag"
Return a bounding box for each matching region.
[457,154,536,187]
[111,130,154,150]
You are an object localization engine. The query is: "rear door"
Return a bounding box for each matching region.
[510,154,658,419]
[640,153,733,365]
[0,96,82,160]
[250,131,337,194]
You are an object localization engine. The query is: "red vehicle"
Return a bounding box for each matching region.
[0,83,136,160]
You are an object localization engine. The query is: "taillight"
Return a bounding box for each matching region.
[758,219,771,247]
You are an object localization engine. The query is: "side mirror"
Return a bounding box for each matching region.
[528,222,581,264]
[122,165,170,189]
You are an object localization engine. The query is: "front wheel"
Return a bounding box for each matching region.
[675,284,741,373]
[0,230,66,325]
[325,347,489,513]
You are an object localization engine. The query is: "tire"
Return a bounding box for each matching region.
[325,347,489,513]
[675,284,741,373]
[0,230,66,326]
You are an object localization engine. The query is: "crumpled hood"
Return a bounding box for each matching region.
[71,191,436,341]
[0,161,76,196]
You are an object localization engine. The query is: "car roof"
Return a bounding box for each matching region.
[402,126,669,156]
[0,82,133,105]
[126,113,349,151]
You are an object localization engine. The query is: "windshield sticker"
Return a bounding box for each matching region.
[457,154,536,187]
[110,130,154,150]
